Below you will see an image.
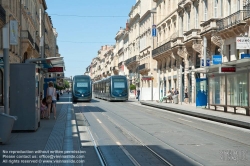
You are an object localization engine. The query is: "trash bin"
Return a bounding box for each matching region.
[0,113,17,144]
[172,95,179,104]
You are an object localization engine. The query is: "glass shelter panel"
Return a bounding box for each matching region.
[227,73,248,106]
[209,75,225,105]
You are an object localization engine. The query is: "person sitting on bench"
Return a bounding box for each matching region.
[157,90,172,103]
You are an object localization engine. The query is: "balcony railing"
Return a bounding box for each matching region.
[125,55,138,66]
[118,61,123,67]
[0,4,6,24]
[217,10,247,31]
[152,40,171,58]
[35,43,39,52]
[21,30,34,44]
[138,63,149,71]
[118,48,123,55]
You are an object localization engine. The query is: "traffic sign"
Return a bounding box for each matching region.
[152,25,157,37]
[201,58,210,67]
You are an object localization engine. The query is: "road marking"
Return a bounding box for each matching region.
[97,119,102,124]
[178,118,192,123]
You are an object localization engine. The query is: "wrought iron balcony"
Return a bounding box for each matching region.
[118,61,123,67]
[217,10,247,31]
[21,30,34,45]
[35,43,39,52]
[118,48,123,55]
[125,55,139,66]
[138,63,149,71]
[0,4,6,26]
[152,40,171,58]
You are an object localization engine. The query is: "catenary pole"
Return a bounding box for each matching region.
[3,23,10,114]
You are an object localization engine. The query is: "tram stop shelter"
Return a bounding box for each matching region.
[192,58,250,116]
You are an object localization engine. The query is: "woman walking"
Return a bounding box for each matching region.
[47,81,57,119]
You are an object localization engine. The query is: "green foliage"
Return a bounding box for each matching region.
[64,80,70,89]
[130,84,136,90]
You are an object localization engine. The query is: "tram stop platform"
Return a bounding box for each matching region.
[137,100,250,129]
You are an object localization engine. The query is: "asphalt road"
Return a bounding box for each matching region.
[59,93,250,166]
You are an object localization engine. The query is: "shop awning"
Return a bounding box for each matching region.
[141,76,154,80]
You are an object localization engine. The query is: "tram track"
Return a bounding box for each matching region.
[90,101,204,166]
[81,103,177,166]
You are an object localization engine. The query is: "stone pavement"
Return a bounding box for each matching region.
[0,103,85,166]
[134,99,250,129]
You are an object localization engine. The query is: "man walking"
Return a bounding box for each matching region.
[137,89,140,101]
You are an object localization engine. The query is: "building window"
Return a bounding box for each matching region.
[221,0,224,17]
[180,16,183,36]
[195,6,199,28]
[187,12,190,31]
[228,0,231,15]
[204,0,208,21]
[228,44,231,61]
[214,0,218,18]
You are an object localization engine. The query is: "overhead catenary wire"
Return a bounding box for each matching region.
[50,14,128,17]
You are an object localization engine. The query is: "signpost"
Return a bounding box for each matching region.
[201,58,210,67]
[212,55,222,65]
[240,54,250,59]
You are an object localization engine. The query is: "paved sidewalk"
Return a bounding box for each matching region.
[137,100,250,129]
[0,103,83,166]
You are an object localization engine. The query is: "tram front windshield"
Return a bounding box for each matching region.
[112,78,127,94]
[74,78,90,93]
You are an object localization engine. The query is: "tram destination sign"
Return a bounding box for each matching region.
[219,67,236,73]
[48,67,63,73]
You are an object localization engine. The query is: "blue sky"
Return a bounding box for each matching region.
[46,0,136,78]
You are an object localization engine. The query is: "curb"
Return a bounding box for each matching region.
[140,101,250,129]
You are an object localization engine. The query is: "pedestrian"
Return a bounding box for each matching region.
[157,90,172,103]
[137,89,140,101]
[184,88,189,104]
[40,98,48,119]
[47,81,57,119]
[174,88,179,95]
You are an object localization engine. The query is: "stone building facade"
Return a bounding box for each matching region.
[89,0,250,109]
[0,0,59,106]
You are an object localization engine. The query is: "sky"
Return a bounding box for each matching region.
[46,0,136,78]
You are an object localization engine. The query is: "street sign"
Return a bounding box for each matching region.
[152,25,157,37]
[201,58,210,67]
[219,67,236,73]
[240,54,250,59]
[212,55,222,65]
[236,37,250,49]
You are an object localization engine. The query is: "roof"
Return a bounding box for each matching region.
[25,57,65,71]
[192,58,250,74]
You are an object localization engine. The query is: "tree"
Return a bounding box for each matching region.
[64,80,70,89]
[130,84,136,91]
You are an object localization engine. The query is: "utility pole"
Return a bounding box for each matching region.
[3,24,10,114]
[39,8,44,58]
[151,8,156,101]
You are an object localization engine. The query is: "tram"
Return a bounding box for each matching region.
[93,75,128,101]
[72,75,92,102]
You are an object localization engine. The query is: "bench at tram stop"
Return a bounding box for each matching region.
[210,104,250,116]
